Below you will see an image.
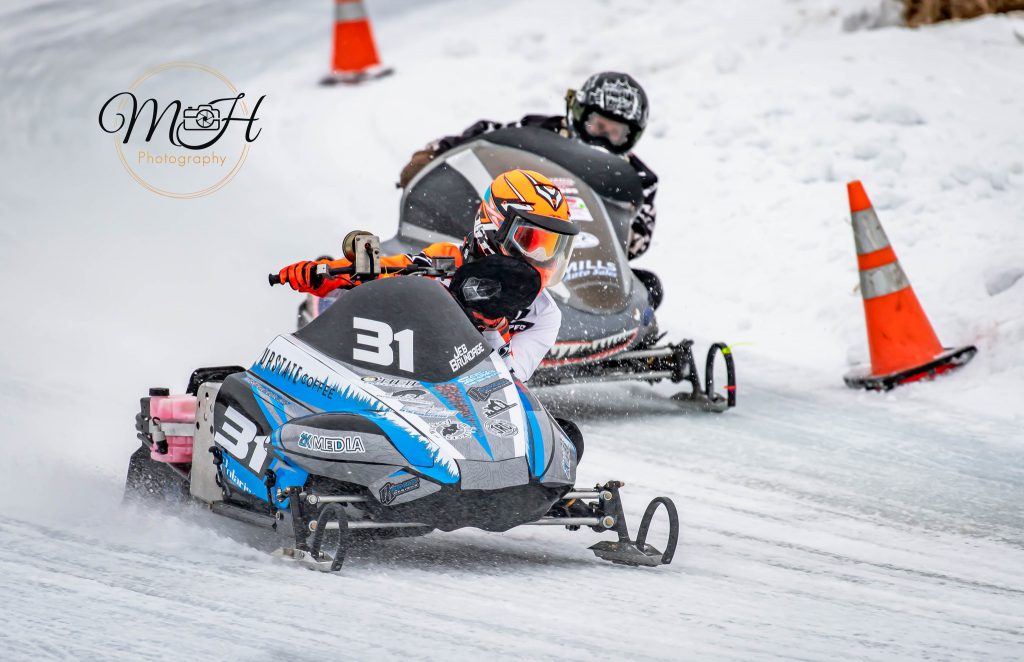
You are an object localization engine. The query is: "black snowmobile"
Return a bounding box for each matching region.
[347,126,735,411]
[126,254,679,571]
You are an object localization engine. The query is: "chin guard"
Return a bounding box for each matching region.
[450,255,541,321]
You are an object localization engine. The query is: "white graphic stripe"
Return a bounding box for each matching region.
[276,336,466,465]
[447,148,495,198]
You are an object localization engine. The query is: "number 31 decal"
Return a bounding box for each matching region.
[215,406,269,472]
[353,317,414,372]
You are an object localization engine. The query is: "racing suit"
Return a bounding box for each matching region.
[304,242,560,381]
[398,114,659,261]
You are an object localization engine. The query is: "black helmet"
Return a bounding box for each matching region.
[568,72,649,154]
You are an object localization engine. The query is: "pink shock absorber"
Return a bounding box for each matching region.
[149,394,198,463]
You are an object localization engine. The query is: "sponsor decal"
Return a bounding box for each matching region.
[431,419,474,441]
[574,231,600,250]
[434,383,477,422]
[457,369,499,387]
[507,320,534,334]
[256,348,339,399]
[296,431,365,454]
[379,477,420,505]
[565,195,593,222]
[449,342,485,372]
[399,404,456,419]
[392,388,427,400]
[224,465,256,495]
[561,436,576,479]
[483,399,517,418]
[467,378,512,402]
[564,259,617,282]
[361,376,420,388]
[550,177,579,195]
[243,374,294,411]
[486,420,518,438]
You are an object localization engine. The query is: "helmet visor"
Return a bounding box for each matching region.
[511,225,568,261]
[584,112,631,147]
[499,213,577,288]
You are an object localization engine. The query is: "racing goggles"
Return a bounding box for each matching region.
[583,111,632,147]
[495,210,579,287]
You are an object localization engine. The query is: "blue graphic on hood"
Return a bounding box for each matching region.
[423,380,493,460]
[517,384,546,477]
[250,358,459,485]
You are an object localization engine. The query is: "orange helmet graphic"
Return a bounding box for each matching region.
[473,169,579,288]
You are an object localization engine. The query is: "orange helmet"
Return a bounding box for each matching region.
[473,169,579,288]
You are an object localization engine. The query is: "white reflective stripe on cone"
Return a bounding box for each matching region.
[852,208,891,255]
[335,0,368,22]
[860,261,911,299]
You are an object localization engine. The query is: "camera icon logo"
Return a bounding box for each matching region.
[182,104,221,131]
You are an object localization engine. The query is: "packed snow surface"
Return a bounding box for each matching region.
[1,0,1022,659]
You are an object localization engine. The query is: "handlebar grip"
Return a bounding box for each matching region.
[268,264,353,288]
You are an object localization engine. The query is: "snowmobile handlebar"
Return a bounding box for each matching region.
[267,259,458,287]
[267,264,354,286]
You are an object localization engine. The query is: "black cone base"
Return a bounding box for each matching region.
[320,66,395,86]
[844,345,977,391]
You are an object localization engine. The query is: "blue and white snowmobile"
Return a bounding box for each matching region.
[126,257,678,570]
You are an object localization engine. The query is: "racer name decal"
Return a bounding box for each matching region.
[449,342,485,372]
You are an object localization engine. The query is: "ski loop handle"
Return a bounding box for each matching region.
[309,503,349,571]
[635,496,679,565]
[705,343,737,408]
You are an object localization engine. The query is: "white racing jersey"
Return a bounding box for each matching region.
[481,290,560,381]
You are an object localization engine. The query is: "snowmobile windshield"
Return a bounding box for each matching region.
[294,276,492,383]
[399,126,643,314]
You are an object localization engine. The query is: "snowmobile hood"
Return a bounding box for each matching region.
[248,277,567,485]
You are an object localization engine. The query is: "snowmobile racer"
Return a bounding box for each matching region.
[278,168,579,383]
[127,257,682,572]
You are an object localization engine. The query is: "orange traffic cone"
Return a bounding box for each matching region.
[321,0,393,85]
[843,181,976,390]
